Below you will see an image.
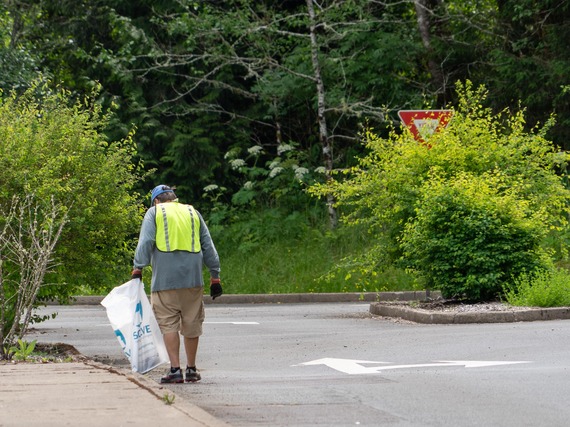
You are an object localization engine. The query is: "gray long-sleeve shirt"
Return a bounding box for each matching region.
[133,203,220,292]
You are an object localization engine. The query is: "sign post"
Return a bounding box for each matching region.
[398,110,453,144]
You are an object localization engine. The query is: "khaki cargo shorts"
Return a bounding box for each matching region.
[151,287,205,338]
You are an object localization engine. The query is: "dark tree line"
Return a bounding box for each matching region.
[1,0,569,212]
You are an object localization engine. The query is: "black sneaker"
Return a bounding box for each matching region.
[161,368,184,384]
[185,366,201,383]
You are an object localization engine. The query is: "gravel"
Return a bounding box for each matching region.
[405,300,531,313]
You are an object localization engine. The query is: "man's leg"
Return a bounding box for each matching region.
[184,336,199,367]
[162,331,181,368]
[184,336,201,382]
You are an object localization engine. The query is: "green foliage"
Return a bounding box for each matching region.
[485,0,570,149]
[9,339,37,361]
[400,172,552,301]
[311,81,570,302]
[0,3,44,94]
[504,268,570,307]
[201,138,417,294]
[4,2,570,301]
[162,393,175,405]
[0,80,145,296]
[218,141,325,212]
[4,0,570,211]
[214,219,414,295]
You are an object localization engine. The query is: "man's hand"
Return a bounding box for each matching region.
[210,278,223,300]
[131,268,142,280]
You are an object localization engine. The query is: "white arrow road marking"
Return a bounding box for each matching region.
[293,358,391,375]
[293,358,531,375]
[435,360,531,368]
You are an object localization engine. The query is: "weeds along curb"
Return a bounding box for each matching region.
[369,303,570,324]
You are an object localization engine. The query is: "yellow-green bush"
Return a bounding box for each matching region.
[0,81,145,298]
[310,81,570,302]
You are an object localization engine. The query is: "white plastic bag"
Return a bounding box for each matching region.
[101,279,169,373]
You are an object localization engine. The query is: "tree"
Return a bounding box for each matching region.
[414,0,570,149]
[0,1,43,94]
[0,195,67,356]
[8,0,568,223]
[413,0,447,102]
[488,0,570,149]
[132,0,426,225]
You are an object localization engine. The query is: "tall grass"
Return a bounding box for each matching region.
[214,221,416,294]
[503,268,570,307]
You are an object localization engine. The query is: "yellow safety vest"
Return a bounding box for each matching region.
[155,202,201,253]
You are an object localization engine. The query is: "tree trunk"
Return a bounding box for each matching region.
[306,0,338,228]
[414,0,446,104]
[7,2,23,49]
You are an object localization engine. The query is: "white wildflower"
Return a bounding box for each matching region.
[243,181,254,190]
[247,145,263,155]
[269,160,281,169]
[277,143,294,155]
[269,167,284,178]
[224,148,241,160]
[230,159,246,169]
[203,184,219,192]
[294,167,309,180]
[314,166,326,174]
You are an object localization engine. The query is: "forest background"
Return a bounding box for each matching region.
[1,0,569,303]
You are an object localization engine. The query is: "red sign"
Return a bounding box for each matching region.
[398,110,453,143]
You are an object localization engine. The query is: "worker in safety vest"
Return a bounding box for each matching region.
[131,184,221,384]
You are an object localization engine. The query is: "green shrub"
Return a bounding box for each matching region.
[503,268,570,307]
[400,172,552,301]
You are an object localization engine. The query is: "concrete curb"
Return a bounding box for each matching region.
[82,359,231,427]
[370,302,570,324]
[51,291,441,306]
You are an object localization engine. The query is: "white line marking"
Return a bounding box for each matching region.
[97,321,260,327]
[206,322,259,325]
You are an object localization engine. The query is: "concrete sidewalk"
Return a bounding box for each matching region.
[0,360,230,427]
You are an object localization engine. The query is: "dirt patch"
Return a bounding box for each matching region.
[1,342,85,364]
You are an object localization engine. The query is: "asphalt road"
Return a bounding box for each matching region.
[28,303,570,427]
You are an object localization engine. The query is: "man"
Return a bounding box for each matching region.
[131,184,222,384]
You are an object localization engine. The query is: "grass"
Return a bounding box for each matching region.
[216,229,416,294]
[503,268,570,307]
[162,393,175,405]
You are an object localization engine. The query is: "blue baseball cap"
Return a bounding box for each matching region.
[150,185,174,205]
